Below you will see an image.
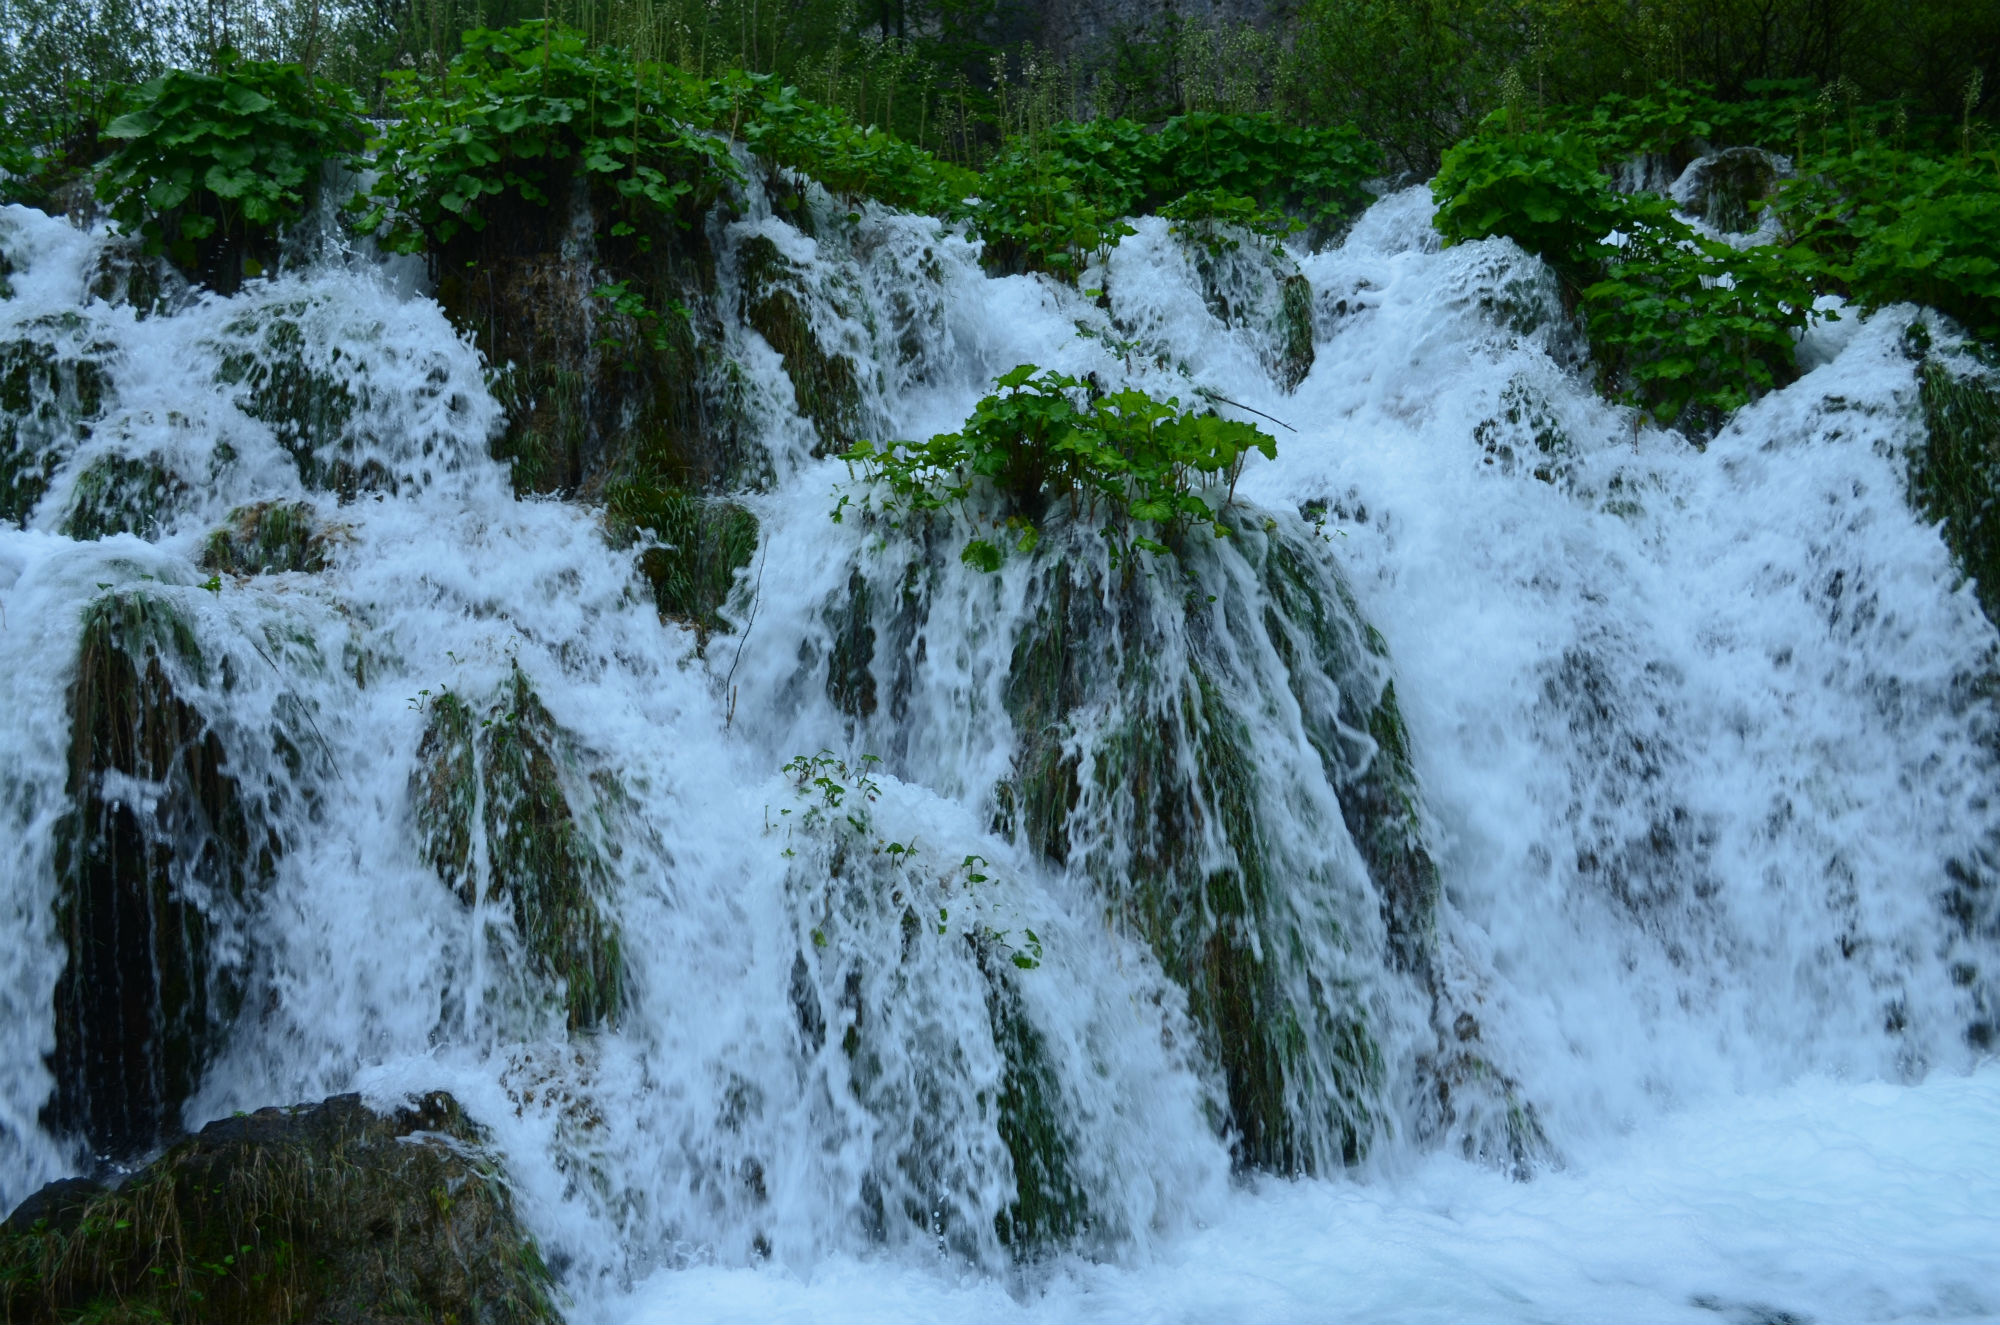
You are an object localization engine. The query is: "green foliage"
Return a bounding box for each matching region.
[967,111,1378,279]
[1434,111,1822,427]
[357,22,737,252]
[1770,143,2000,346]
[96,53,363,274]
[713,69,978,214]
[1911,361,2000,626]
[1432,126,1627,283]
[1584,217,1818,428]
[844,364,1276,567]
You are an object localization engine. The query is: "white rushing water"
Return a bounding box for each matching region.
[1,166,1996,1324]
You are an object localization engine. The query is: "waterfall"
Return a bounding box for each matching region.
[2,162,1996,1320]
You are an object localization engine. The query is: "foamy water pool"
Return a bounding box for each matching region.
[607,1066,2000,1324]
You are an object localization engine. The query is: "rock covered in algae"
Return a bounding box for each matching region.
[735,233,862,456]
[997,529,1390,1175]
[49,591,267,1159]
[412,668,624,1032]
[1,321,113,526]
[200,500,333,575]
[0,1091,560,1325]
[58,453,188,541]
[605,479,758,643]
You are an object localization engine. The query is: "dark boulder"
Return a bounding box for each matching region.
[0,1091,560,1324]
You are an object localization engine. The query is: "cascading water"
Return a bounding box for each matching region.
[2,158,1997,1322]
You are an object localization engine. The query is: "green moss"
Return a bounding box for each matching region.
[979,953,1088,1251]
[60,454,186,541]
[199,502,329,575]
[50,592,264,1158]
[411,668,624,1031]
[825,568,878,720]
[1913,360,2000,627]
[1002,552,1381,1173]
[1279,273,1316,393]
[0,1092,558,1325]
[737,235,861,457]
[607,480,758,644]
[213,314,375,496]
[2,328,111,526]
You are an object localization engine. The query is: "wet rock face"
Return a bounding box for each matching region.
[412,668,625,1032]
[1674,146,1789,234]
[199,500,333,575]
[433,177,744,497]
[0,1091,560,1325]
[48,593,265,1160]
[736,234,863,456]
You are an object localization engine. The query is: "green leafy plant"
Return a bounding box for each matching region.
[1769,142,2000,346]
[96,53,363,281]
[1431,124,1628,284]
[843,363,1277,567]
[355,22,738,252]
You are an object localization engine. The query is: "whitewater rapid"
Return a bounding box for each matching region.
[2,167,1995,1323]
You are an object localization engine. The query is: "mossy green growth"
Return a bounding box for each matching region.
[199,501,330,575]
[1002,555,1380,1173]
[1260,534,1440,976]
[607,479,757,642]
[977,951,1088,1251]
[0,1091,559,1324]
[1913,360,2000,627]
[59,453,186,540]
[2,328,111,526]
[412,668,624,1032]
[213,313,374,496]
[50,591,263,1158]
[738,234,861,456]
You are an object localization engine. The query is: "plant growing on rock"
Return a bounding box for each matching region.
[843,364,1276,569]
[356,22,738,254]
[97,53,363,287]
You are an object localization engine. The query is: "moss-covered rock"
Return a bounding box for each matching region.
[49,592,267,1158]
[59,453,187,541]
[2,324,112,526]
[200,501,332,575]
[1001,540,1386,1174]
[607,480,758,643]
[736,234,862,457]
[977,947,1087,1250]
[1675,146,1786,235]
[1912,359,2000,628]
[0,1091,560,1324]
[412,669,623,1032]
[213,312,376,497]
[429,177,747,497]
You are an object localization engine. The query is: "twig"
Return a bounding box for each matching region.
[722,536,768,729]
[1195,386,1297,432]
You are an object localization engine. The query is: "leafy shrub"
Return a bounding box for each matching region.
[1770,144,2000,346]
[1585,218,1817,427]
[1431,126,1628,283]
[967,111,1379,279]
[1433,113,1822,427]
[710,70,977,215]
[357,23,737,252]
[96,53,363,280]
[843,363,1276,567]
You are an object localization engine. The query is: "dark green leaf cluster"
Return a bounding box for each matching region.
[1432,87,1998,427]
[714,70,979,215]
[1769,144,2000,347]
[355,23,739,251]
[843,364,1277,568]
[968,112,1380,278]
[1432,110,1820,427]
[95,53,364,268]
